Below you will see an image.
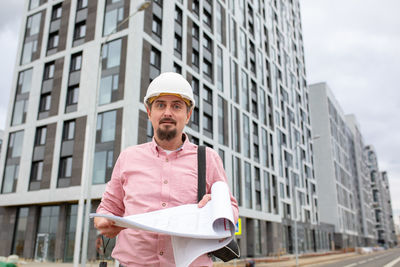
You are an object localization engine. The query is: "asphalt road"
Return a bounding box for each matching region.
[313,247,400,267]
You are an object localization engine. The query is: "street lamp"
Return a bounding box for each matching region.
[293,135,320,266]
[75,2,151,267]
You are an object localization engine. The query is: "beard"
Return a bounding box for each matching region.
[156,125,177,141]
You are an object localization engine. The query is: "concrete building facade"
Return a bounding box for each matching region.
[309,82,359,249]
[365,145,397,247]
[0,0,331,264]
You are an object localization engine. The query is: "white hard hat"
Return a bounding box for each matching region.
[144,72,195,109]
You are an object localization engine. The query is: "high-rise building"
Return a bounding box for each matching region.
[345,115,376,246]
[309,82,359,248]
[365,146,397,247]
[0,0,327,263]
[309,82,397,250]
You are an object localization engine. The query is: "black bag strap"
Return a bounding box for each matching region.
[197,145,206,202]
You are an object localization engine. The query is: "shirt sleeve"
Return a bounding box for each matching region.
[96,151,126,217]
[206,148,239,223]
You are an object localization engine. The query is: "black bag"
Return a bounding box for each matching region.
[197,146,240,262]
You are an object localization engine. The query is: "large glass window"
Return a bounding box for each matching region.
[102,39,121,69]
[243,114,250,158]
[232,107,240,152]
[12,99,28,126]
[93,150,114,184]
[233,156,242,206]
[10,131,24,158]
[39,94,51,112]
[217,47,223,91]
[218,96,227,146]
[21,12,41,64]
[64,204,77,262]
[18,68,33,94]
[244,162,252,209]
[97,110,116,142]
[35,206,60,262]
[103,6,124,36]
[12,207,29,255]
[241,70,249,111]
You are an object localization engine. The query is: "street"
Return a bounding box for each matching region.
[313,248,400,267]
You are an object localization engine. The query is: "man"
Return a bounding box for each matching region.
[94,72,238,267]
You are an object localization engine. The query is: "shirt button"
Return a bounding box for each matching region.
[160,251,164,256]
[166,158,169,162]
[164,180,168,184]
[162,203,166,207]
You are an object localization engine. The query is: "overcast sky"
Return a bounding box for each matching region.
[0,1,399,223]
[300,0,400,223]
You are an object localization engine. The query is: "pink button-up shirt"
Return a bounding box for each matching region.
[97,135,239,267]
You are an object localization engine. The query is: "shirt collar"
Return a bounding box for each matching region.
[150,133,190,157]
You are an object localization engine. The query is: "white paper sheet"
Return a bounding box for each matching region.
[90,181,235,267]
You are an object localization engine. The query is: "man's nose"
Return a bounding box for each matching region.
[162,105,173,116]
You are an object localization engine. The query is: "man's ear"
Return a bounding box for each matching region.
[146,105,151,119]
[185,108,193,124]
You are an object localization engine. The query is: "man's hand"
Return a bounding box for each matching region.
[94,217,125,238]
[198,194,211,208]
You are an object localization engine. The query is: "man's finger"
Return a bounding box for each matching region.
[198,194,212,208]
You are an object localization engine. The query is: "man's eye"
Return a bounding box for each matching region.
[157,103,165,108]
[173,104,182,110]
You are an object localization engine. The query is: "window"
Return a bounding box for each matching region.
[218,96,227,146]
[150,47,161,69]
[12,208,29,256]
[217,47,223,91]
[103,6,124,36]
[39,94,51,112]
[77,0,88,9]
[51,4,62,21]
[66,86,79,106]
[30,161,44,182]
[74,22,86,40]
[97,110,116,143]
[203,113,213,132]
[59,157,73,178]
[203,8,212,29]
[35,127,47,146]
[192,24,199,40]
[192,0,199,16]
[63,120,75,140]
[29,0,40,10]
[12,99,28,126]
[2,131,24,193]
[244,161,252,209]
[241,70,249,111]
[9,131,24,158]
[233,156,242,206]
[243,114,250,158]
[43,62,55,80]
[36,206,59,262]
[70,53,82,72]
[203,86,212,103]
[102,39,122,69]
[203,34,212,51]
[173,62,182,74]
[93,150,114,184]
[152,16,162,38]
[47,31,59,50]
[17,68,33,94]
[175,7,182,24]
[203,59,213,79]
[174,34,182,55]
[192,50,199,69]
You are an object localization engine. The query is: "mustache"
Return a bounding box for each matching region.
[159,118,177,124]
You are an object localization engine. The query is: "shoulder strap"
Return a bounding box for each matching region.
[197,145,206,202]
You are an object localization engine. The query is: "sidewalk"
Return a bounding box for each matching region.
[13,250,370,267]
[213,251,361,267]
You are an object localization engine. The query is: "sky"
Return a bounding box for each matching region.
[300,0,400,224]
[0,1,399,225]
